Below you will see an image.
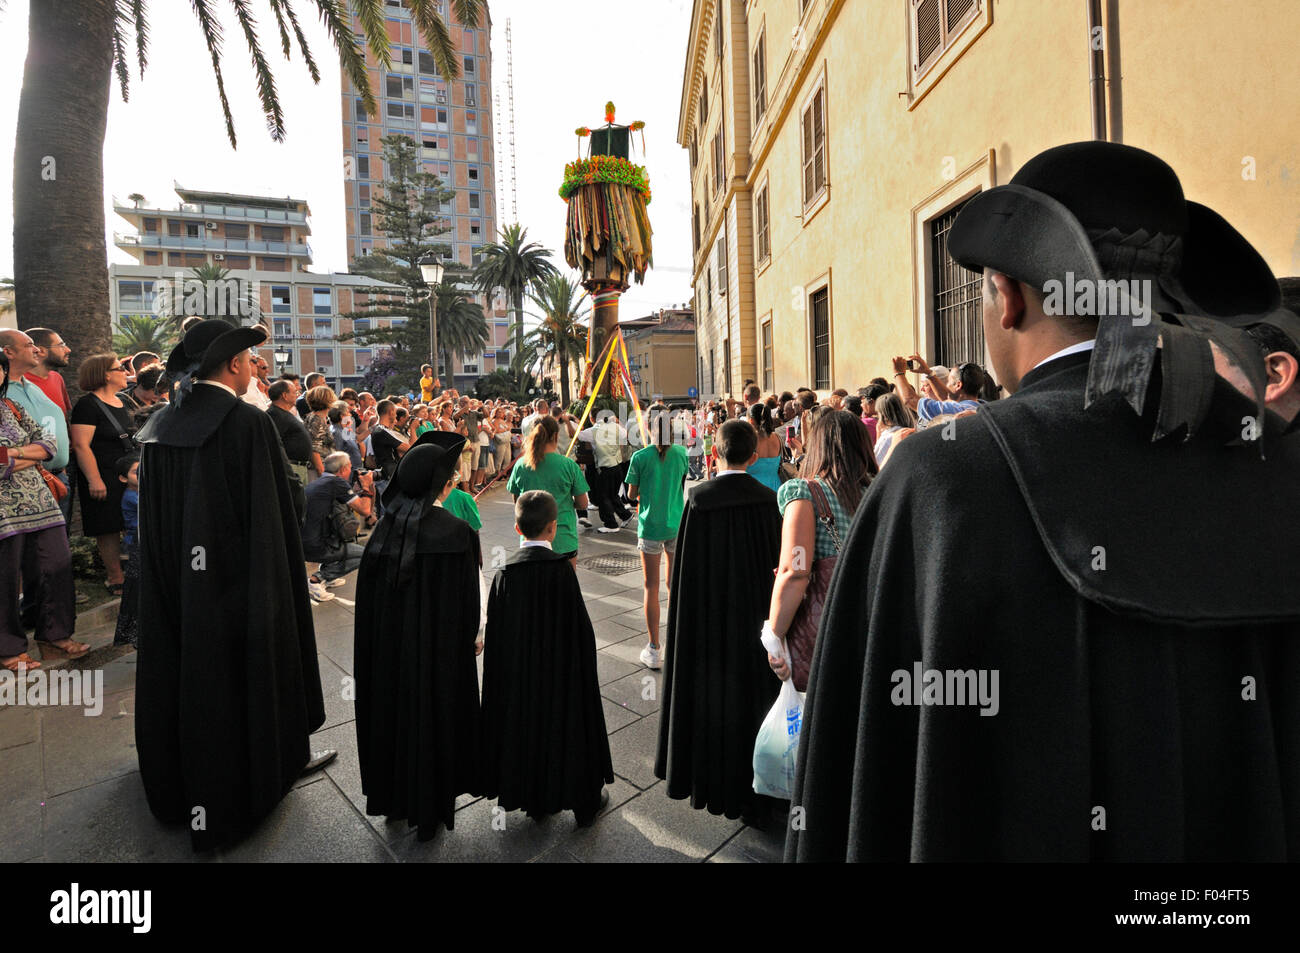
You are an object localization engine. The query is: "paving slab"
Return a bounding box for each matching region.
[218,776,392,862]
[0,742,44,863]
[607,710,661,789]
[601,696,642,733]
[41,689,139,797]
[42,771,212,863]
[316,653,355,731]
[595,652,640,686]
[707,824,788,863]
[591,615,642,649]
[0,704,38,751]
[566,780,743,863]
[600,670,662,717]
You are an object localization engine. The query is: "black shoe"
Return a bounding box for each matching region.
[574,788,611,828]
[302,748,338,775]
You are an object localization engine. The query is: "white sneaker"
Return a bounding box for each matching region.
[639,644,661,669]
[325,577,347,589]
[596,526,620,534]
[308,582,335,602]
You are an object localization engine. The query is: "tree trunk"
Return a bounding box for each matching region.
[559,348,571,408]
[512,287,524,358]
[14,0,116,397]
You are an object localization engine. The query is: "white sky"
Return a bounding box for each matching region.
[0,0,694,319]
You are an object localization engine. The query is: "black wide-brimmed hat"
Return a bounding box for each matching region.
[381,429,467,507]
[949,141,1279,441]
[949,141,1279,317]
[165,318,267,377]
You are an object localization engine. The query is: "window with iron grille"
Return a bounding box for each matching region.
[752,30,767,123]
[692,204,701,253]
[810,286,830,389]
[756,184,770,264]
[723,337,732,395]
[716,238,727,298]
[700,78,708,123]
[911,0,980,80]
[801,84,827,207]
[930,199,984,367]
[709,348,715,395]
[761,318,773,391]
[714,8,723,59]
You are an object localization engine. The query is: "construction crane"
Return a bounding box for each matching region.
[506,18,518,223]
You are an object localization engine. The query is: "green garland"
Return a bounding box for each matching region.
[559,155,652,205]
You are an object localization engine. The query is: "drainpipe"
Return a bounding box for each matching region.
[1088,0,1108,140]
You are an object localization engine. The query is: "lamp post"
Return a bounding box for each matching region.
[418,254,445,396]
[273,346,290,373]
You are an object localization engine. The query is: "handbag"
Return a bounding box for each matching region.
[330,499,360,545]
[785,480,842,692]
[3,398,69,502]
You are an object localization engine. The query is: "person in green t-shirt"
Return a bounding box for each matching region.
[440,486,481,531]
[505,414,589,566]
[626,408,690,670]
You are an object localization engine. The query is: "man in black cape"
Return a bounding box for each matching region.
[354,429,482,841]
[656,419,783,822]
[787,141,1300,862]
[135,319,326,852]
[480,489,613,825]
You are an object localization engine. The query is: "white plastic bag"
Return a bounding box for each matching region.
[753,658,805,799]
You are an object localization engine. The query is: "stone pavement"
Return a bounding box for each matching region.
[0,479,786,863]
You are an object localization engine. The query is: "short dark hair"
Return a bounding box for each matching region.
[1247,321,1300,360]
[305,372,325,388]
[131,351,159,372]
[718,418,758,465]
[136,366,164,392]
[797,390,817,410]
[25,327,58,348]
[376,399,395,418]
[268,379,292,402]
[115,452,140,480]
[515,489,558,539]
[743,383,761,403]
[278,372,300,383]
[844,395,863,417]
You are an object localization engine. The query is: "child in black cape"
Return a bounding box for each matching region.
[655,418,784,824]
[354,429,484,841]
[480,490,613,826]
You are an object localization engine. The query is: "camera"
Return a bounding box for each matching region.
[906,358,923,372]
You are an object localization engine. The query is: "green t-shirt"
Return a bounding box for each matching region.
[506,450,590,554]
[441,488,481,531]
[627,444,689,541]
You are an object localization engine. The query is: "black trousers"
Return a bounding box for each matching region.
[1,526,75,656]
[592,464,632,527]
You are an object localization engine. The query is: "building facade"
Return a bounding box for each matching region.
[111,187,405,389]
[339,0,510,386]
[679,0,1300,397]
[623,308,698,402]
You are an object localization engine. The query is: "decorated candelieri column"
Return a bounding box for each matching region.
[561,102,653,399]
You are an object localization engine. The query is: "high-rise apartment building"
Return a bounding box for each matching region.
[340,0,510,388]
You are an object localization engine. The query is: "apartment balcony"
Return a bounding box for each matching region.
[113,197,309,228]
[115,232,312,258]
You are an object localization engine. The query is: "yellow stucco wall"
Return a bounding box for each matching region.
[684,0,1300,396]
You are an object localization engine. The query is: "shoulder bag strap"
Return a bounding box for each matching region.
[807,479,843,554]
[92,395,137,447]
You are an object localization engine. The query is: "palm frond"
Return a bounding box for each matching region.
[111,4,132,101]
[407,0,457,78]
[352,0,392,68]
[266,0,294,59]
[130,0,149,76]
[451,0,483,29]
[229,0,286,141]
[190,0,238,146]
[313,0,377,116]
[279,0,321,82]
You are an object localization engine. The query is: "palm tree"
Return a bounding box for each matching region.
[431,283,489,382]
[0,277,15,320]
[516,274,589,407]
[113,314,179,354]
[473,224,560,361]
[12,0,483,389]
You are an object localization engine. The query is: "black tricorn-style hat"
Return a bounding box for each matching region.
[381,429,466,507]
[165,318,267,377]
[948,141,1280,440]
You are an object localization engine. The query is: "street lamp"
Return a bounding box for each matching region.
[418,254,444,394]
[273,346,290,371]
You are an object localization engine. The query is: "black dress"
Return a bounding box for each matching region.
[70,394,134,536]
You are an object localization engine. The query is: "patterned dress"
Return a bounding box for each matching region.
[0,399,62,542]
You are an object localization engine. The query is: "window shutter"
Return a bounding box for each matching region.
[914,0,942,71]
[802,105,815,203]
[813,90,826,193]
[947,0,977,31]
[717,239,727,297]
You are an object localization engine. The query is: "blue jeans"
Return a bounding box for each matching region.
[319,543,366,581]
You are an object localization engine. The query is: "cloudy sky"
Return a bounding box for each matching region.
[0,0,695,318]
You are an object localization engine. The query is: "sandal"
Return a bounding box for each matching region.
[39,639,92,660]
[1,653,41,672]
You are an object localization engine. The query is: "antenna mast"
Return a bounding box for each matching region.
[506,18,518,223]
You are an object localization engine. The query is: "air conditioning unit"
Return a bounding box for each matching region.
[435,92,447,104]
[205,221,218,230]
[467,95,477,106]
[213,253,225,260]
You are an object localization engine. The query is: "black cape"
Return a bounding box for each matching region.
[354,504,482,841]
[787,351,1300,861]
[480,546,613,819]
[135,383,325,851]
[655,474,783,818]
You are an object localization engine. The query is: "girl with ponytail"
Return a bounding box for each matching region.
[506,413,590,567]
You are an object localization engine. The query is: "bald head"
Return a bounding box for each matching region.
[0,329,40,375]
